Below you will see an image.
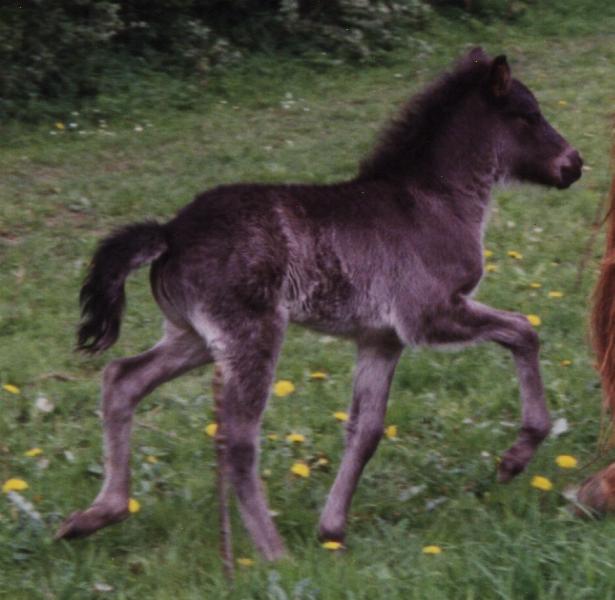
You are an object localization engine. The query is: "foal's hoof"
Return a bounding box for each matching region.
[497,454,527,483]
[54,504,129,540]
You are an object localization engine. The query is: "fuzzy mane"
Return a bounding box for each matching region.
[591,128,615,420]
[358,51,492,181]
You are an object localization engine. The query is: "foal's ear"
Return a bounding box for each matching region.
[467,46,488,63]
[488,55,511,98]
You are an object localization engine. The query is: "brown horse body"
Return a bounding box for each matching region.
[56,49,583,558]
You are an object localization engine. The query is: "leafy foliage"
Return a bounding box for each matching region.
[0,0,430,120]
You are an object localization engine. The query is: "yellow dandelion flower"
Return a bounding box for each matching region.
[128,498,141,513]
[55,122,65,130]
[507,250,523,260]
[316,457,329,466]
[385,425,398,439]
[146,455,158,464]
[555,455,578,469]
[548,291,564,299]
[526,314,541,327]
[286,432,305,444]
[558,100,568,106]
[334,411,349,422]
[24,448,43,458]
[483,249,494,258]
[2,384,20,394]
[290,462,310,478]
[422,545,443,555]
[322,540,343,551]
[310,371,328,380]
[267,433,279,441]
[529,282,542,289]
[2,478,28,493]
[560,359,572,367]
[485,263,498,273]
[273,380,295,397]
[237,557,255,567]
[204,423,218,437]
[530,475,553,491]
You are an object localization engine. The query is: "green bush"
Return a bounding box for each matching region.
[0,1,121,120]
[0,0,431,121]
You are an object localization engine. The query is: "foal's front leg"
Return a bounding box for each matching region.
[319,338,402,543]
[56,323,212,539]
[423,298,551,482]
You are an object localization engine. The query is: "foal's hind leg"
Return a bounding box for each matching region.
[319,337,402,543]
[56,322,212,539]
[199,309,288,561]
[419,298,551,482]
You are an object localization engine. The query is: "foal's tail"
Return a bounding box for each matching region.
[77,221,167,354]
[591,135,615,419]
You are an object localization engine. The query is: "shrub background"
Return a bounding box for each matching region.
[1,0,541,121]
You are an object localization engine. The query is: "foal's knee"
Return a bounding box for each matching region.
[507,316,540,356]
[354,424,384,461]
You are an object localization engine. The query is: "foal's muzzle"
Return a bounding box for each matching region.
[554,149,583,189]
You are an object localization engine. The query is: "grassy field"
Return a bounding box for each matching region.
[2,6,615,599]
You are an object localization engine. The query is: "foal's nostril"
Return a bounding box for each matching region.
[557,150,583,188]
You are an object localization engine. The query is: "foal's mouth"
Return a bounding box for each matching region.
[554,150,583,189]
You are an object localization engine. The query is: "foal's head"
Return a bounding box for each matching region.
[359,48,583,190]
[480,50,583,189]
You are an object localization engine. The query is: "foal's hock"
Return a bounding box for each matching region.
[56,48,583,559]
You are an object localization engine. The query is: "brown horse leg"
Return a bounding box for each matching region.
[319,337,402,543]
[56,322,212,539]
[201,309,288,561]
[420,298,551,482]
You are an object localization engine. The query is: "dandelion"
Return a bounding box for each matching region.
[385,425,398,439]
[267,433,279,442]
[485,263,498,273]
[422,545,443,555]
[529,282,542,289]
[555,455,578,469]
[558,100,568,106]
[146,455,158,464]
[237,557,255,567]
[204,423,218,437]
[334,411,349,422]
[128,498,141,513]
[560,359,572,367]
[2,384,20,394]
[55,122,65,130]
[526,314,541,327]
[507,250,523,260]
[24,448,43,458]
[2,478,28,493]
[483,249,494,258]
[548,291,564,299]
[273,380,295,397]
[530,475,553,491]
[310,371,328,380]
[286,432,305,444]
[290,462,310,478]
[316,457,329,466]
[322,540,343,551]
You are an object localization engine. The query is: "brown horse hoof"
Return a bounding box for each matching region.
[576,463,615,517]
[497,455,527,483]
[54,504,129,540]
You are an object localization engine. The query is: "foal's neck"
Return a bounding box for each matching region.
[423,123,499,226]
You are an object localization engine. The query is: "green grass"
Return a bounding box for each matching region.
[2,7,615,599]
